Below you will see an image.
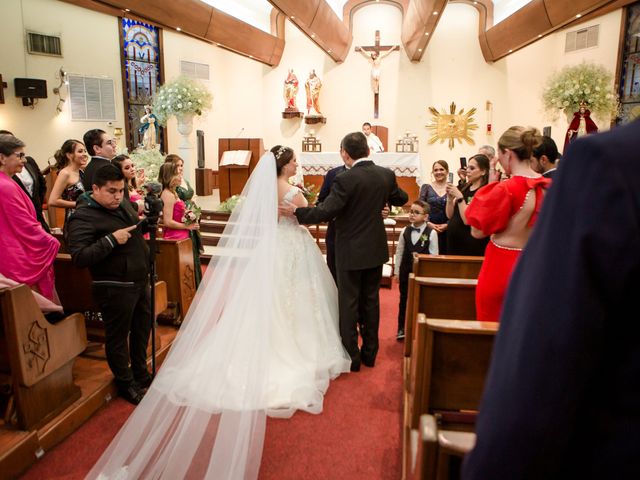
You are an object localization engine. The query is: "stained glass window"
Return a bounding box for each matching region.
[618,3,640,125]
[120,18,164,151]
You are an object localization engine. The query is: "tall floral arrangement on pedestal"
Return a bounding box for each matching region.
[542,62,620,120]
[152,76,213,125]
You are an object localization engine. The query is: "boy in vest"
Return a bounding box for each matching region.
[394,200,438,340]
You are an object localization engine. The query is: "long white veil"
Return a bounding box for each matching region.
[88,152,279,479]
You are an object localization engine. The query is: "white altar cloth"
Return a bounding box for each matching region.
[298,152,422,185]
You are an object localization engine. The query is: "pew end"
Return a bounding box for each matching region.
[0,285,87,430]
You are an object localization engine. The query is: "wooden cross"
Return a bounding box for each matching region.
[355,30,400,119]
[0,74,7,104]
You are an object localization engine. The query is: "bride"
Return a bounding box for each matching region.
[89,146,350,479]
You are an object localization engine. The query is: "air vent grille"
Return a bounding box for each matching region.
[565,25,599,53]
[27,31,62,56]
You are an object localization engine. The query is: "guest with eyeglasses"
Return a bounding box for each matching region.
[48,139,89,225]
[393,199,438,340]
[0,133,60,303]
[81,129,118,193]
[0,129,50,233]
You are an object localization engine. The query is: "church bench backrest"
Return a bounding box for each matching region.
[408,315,497,430]
[0,284,87,429]
[412,254,483,279]
[155,238,196,320]
[404,276,477,358]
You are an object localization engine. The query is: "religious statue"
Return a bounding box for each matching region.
[283,69,299,111]
[564,101,598,152]
[139,105,159,150]
[356,46,398,94]
[305,70,322,116]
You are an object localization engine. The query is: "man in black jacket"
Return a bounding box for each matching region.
[290,132,408,371]
[66,164,152,405]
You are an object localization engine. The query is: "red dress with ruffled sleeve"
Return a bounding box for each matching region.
[466,176,550,321]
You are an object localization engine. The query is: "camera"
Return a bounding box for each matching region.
[143,182,163,229]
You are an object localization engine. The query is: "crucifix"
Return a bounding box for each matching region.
[0,74,8,104]
[355,30,400,118]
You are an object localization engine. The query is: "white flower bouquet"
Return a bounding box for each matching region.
[542,62,620,120]
[152,76,213,125]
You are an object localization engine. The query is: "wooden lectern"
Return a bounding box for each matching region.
[218,138,265,202]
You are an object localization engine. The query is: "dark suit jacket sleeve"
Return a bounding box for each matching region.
[295,174,349,225]
[463,134,639,478]
[388,175,408,206]
[30,157,47,204]
[317,168,335,204]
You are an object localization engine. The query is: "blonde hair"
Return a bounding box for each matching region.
[498,126,543,161]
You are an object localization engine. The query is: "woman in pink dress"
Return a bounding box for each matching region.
[159,162,202,285]
[465,126,551,322]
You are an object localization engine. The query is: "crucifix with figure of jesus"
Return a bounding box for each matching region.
[355,30,400,118]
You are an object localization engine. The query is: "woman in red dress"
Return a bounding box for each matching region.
[465,127,551,322]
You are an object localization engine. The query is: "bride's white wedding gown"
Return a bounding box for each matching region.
[152,187,349,418]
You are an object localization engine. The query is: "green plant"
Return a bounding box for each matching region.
[542,62,620,120]
[152,76,213,125]
[216,194,244,213]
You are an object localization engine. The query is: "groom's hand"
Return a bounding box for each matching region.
[381,206,390,218]
[278,202,296,217]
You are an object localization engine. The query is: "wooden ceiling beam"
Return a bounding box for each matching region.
[267,0,352,62]
[483,0,635,62]
[59,0,285,66]
[401,0,449,61]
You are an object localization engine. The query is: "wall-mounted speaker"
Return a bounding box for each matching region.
[14,78,47,106]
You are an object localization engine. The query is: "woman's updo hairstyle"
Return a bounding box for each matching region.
[498,126,543,161]
[432,159,449,173]
[53,139,83,170]
[271,145,294,176]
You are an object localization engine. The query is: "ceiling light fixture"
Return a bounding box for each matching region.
[433,11,438,15]
[176,27,182,31]
[576,14,582,18]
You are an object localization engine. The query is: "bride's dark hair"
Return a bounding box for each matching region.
[271,145,294,176]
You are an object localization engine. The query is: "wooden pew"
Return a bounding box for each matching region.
[54,254,168,341]
[412,254,483,279]
[0,285,87,430]
[403,315,497,480]
[155,238,196,321]
[404,276,477,358]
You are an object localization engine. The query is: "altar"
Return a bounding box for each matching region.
[298,152,422,204]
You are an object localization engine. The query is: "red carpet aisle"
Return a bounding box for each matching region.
[20,284,403,480]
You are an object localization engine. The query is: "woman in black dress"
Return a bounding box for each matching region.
[445,154,490,256]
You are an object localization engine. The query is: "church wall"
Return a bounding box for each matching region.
[0,0,623,181]
[0,0,126,168]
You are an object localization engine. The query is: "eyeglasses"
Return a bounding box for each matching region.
[409,209,426,215]
[104,139,117,146]
[13,152,26,159]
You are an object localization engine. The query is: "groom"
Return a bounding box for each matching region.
[289,132,408,371]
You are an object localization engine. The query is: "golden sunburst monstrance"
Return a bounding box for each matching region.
[426,102,478,150]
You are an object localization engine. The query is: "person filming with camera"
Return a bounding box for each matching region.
[65,164,154,405]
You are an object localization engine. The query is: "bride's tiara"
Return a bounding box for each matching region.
[274,146,290,160]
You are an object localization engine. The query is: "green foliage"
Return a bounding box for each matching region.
[152,76,213,125]
[542,62,620,119]
[216,194,244,213]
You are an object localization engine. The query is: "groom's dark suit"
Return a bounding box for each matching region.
[295,160,408,368]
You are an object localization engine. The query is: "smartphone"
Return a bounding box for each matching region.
[460,157,467,169]
[448,172,454,183]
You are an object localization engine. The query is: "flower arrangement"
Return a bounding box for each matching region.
[388,205,404,216]
[152,76,213,125]
[129,148,165,185]
[216,194,244,213]
[542,62,620,120]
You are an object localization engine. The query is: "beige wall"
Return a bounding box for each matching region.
[0,0,622,178]
[0,0,125,167]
